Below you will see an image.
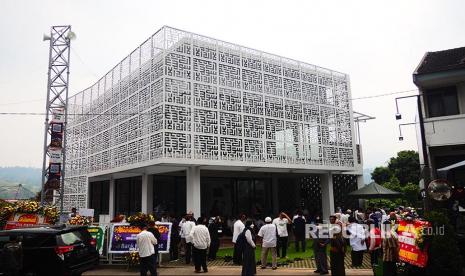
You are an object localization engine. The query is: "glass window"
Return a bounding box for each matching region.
[57,231,85,246]
[115,177,142,216]
[153,176,186,217]
[23,234,56,247]
[427,86,459,117]
[89,181,109,221]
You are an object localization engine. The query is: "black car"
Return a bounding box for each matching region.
[0,225,99,275]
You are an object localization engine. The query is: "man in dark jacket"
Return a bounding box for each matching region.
[208,216,222,260]
[148,220,161,265]
[169,214,180,260]
[313,218,329,275]
[293,211,306,252]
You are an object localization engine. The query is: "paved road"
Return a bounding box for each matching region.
[84,266,374,275]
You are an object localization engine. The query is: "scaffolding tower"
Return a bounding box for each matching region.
[40,26,73,215]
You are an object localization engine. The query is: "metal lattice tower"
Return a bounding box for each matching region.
[40,26,73,213]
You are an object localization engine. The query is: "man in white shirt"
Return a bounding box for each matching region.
[258,217,278,270]
[136,223,158,276]
[181,216,196,264]
[189,219,211,273]
[178,216,187,257]
[273,212,291,258]
[232,214,246,264]
[347,216,367,267]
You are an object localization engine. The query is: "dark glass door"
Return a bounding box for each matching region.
[115,177,142,217]
[236,179,252,215]
[89,180,109,221]
[153,176,186,218]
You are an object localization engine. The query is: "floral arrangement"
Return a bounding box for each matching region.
[68,215,92,226]
[414,225,425,250]
[398,207,419,221]
[0,201,14,228]
[125,251,140,269]
[126,212,155,226]
[110,214,126,223]
[42,205,59,222]
[16,200,41,213]
[0,200,59,228]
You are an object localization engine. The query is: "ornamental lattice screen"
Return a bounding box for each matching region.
[332,174,359,211]
[63,26,356,211]
[299,175,322,216]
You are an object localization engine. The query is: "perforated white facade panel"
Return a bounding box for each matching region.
[63,26,356,210]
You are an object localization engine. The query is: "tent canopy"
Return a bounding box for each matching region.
[348,182,402,199]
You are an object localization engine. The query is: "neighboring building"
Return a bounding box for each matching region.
[413,46,465,193]
[63,26,364,220]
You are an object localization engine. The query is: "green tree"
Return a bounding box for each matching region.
[367,151,421,208]
[383,176,402,192]
[387,150,420,186]
[371,166,392,184]
[368,175,421,208]
[402,182,420,206]
[424,210,463,275]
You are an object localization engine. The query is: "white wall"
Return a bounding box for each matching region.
[424,114,465,147]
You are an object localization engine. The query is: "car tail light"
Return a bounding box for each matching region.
[55,245,74,255]
[90,238,97,247]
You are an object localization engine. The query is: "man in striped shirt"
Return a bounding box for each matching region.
[382,221,399,276]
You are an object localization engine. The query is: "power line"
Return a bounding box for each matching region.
[0,112,151,116]
[70,46,100,80]
[0,88,420,115]
[350,89,418,100]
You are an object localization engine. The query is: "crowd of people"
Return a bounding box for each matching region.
[308,205,419,276]
[135,205,418,276]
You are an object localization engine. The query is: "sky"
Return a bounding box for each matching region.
[0,0,464,169]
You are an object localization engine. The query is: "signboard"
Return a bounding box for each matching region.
[51,108,64,123]
[46,163,61,190]
[87,226,105,254]
[109,224,140,253]
[79,208,95,217]
[48,148,63,163]
[397,219,430,268]
[4,213,51,230]
[108,222,172,254]
[156,222,172,253]
[50,123,63,148]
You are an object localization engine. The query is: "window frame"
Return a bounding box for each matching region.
[426,86,460,118]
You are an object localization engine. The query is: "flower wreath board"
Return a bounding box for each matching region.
[397,219,431,268]
[4,213,52,230]
[108,222,172,254]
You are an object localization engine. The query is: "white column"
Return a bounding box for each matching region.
[356,175,365,209]
[186,166,201,217]
[109,178,115,219]
[86,177,91,209]
[141,174,154,214]
[321,172,335,221]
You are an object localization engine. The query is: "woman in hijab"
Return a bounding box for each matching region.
[241,219,257,276]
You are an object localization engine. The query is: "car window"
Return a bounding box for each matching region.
[57,231,85,246]
[0,235,13,248]
[0,236,11,242]
[22,234,55,247]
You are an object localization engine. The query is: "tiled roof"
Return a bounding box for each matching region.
[415,46,465,75]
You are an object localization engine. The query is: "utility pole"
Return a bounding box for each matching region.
[395,94,431,213]
[40,26,74,219]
